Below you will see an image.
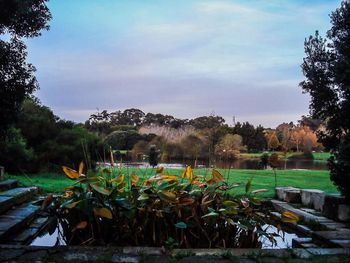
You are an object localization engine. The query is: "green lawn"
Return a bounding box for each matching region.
[239,152,331,161]
[5,168,338,198]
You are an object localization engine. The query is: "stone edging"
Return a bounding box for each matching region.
[0,245,349,262]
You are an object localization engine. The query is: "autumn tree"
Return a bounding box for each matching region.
[300,1,350,200]
[265,131,280,151]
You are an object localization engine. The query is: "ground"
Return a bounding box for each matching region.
[5,168,338,197]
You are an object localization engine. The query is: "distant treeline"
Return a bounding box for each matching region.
[0,101,323,173]
[85,108,323,163]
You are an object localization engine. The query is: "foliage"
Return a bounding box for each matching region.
[180,134,208,160]
[0,39,38,137]
[300,1,350,201]
[0,0,51,137]
[215,134,246,160]
[0,127,34,173]
[5,98,107,172]
[50,165,281,248]
[265,132,280,151]
[104,130,143,150]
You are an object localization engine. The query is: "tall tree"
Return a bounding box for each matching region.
[300,1,350,201]
[0,0,51,137]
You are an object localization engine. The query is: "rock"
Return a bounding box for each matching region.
[322,194,346,220]
[284,189,301,203]
[313,192,326,211]
[301,189,325,211]
[275,187,299,201]
[338,204,350,222]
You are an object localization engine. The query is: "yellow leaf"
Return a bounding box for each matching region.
[74,221,87,231]
[65,200,82,209]
[94,207,113,219]
[182,166,193,180]
[110,175,124,185]
[131,172,139,187]
[212,169,224,182]
[78,161,84,175]
[143,180,151,186]
[160,175,178,181]
[156,166,164,174]
[281,211,299,223]
[158,190,177,203]
[62,166,80,179]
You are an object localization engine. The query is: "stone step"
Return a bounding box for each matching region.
[0,203,40,243]
[9,216,50,245]
[0,180,17,192]
[0,187,38,214]
[292,237,313,248]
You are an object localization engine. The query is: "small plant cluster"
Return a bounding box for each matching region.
[49,162,297,248]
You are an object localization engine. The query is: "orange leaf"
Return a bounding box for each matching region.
[73,221,87,231]
[94,207,113,219]
[62,166,80,179]
[78,161,84,175]
[281,211,299,223]
[212,169,224,182]
[131,172,139,187]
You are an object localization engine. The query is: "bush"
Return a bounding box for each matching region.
[0,128,34,173]
[49,166,282,248]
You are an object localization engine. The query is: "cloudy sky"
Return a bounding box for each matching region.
[26,0,341,128]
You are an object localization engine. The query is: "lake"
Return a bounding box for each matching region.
[117,159,328,170]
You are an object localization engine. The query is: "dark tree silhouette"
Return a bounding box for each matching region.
[148,145,159,168]
[300,1,350,201]
[0,0,51,137]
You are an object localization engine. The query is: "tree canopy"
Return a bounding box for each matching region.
[0,0,51,137]
[300,1,350,200]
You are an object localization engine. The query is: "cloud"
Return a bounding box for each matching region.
[28,0,340,127]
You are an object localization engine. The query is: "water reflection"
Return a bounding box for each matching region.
[30,223,300,249]
[260,224,299,249]
[116,159,328,170]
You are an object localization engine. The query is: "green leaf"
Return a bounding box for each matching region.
[202,211,219,218]
[91,184,112,196]
[223,200,239,207]
[175,221,187,229]
[61,200,82,209]
[137,193,149,201]
[245,178,253,193]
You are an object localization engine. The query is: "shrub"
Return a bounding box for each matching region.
[48,165,284,248]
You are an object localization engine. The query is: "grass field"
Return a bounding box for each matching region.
[5,168,338,198]
[240,152,331,161]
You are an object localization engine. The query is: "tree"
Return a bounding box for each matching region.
[0,0,51,137]
[104,130,142,150]
[214,134,246,160]
[265,131,280,151]
[300,1,350,201]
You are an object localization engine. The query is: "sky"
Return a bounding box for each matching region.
[26,0,342,128]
